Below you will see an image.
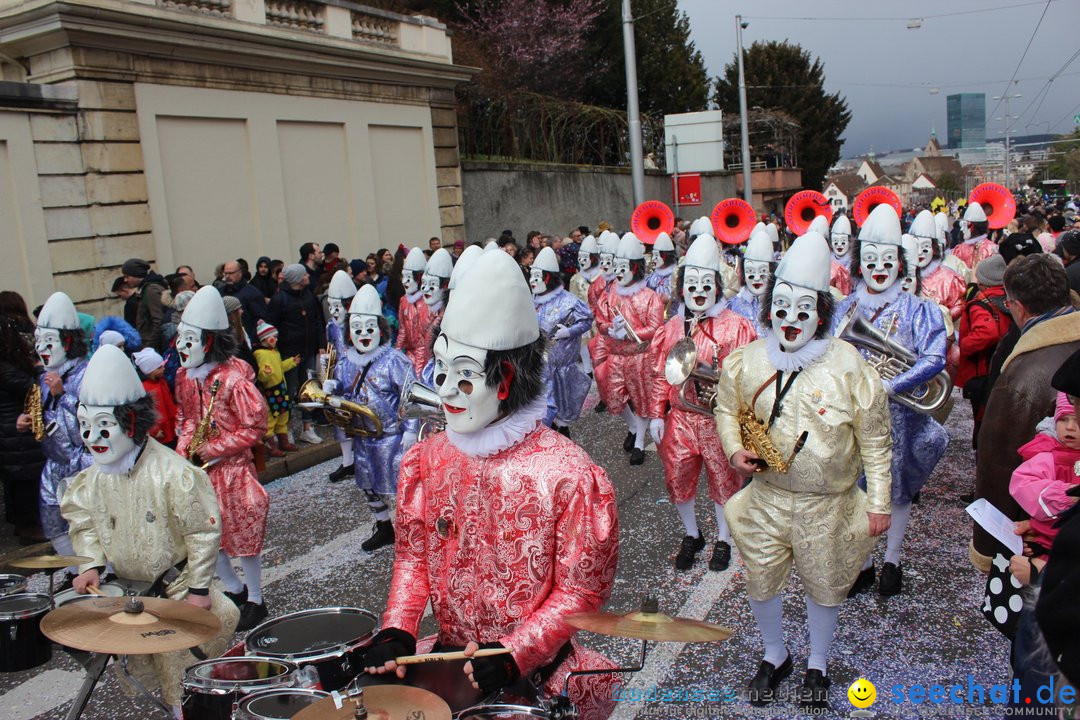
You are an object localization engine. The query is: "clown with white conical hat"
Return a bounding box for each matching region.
[646,231,678,317]
[174,285,271,631]
[585,230,623,414]
[833,204,949,601]
[323,269,360,483]
[808,214,851,296]
[952,200,998,277]
[18,291,93,570]
[61,345,238,712]
[911,210,966,320]
[366,249,619,720]
[397,247,432,374]
[650,233,757,573]
[727,228,775,337]
[716,230,893,711]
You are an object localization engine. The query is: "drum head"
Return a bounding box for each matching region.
[0,593,53,621]
[54,582,125,607]
[458,705,551,720]
[236,688,328,719]
[0,575,27,597]
[185,656,295,690]
[245,607,377,661]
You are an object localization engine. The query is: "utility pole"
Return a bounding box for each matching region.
[993,92,1021,189]
[622,0,645,206]
[736,15,753,204]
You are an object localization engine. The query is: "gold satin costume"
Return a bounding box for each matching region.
[714,338,893,606]
[61,438,239,706]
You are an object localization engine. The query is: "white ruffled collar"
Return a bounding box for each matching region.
[854,280,902,311]
[426,298,445,313]
[832,252,850,264]
[347,343,389,368]
[737,287,762,305]
[185,361,221,383]
[923,259,942,276]
[765,334,830,372]
[445,394,549,458]
[581,267,601,282]
[406,290,423,304]
[95,442,144,476]
[533,287,563,306]
[651,265,675,278]
[614,279,647,297]
[964,234,987,246]
[679,298,728,322]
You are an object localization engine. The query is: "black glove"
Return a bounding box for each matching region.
[468,642,520,695]
[361,628,416,670]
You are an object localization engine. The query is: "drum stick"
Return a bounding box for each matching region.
[86,585,105,596]
[394,648,513,665]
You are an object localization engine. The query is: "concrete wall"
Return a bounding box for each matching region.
[461,161,738,242]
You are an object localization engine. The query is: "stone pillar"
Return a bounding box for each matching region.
[431,89,464,245]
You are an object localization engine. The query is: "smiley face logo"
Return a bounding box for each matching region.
[848,677,876,708]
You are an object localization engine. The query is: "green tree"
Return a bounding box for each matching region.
[713,40,851,189]
[1043,129,1080,194]
[936,171,962,196]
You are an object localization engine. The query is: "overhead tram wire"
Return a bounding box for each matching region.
[1007,46,1080,133]
[986,0,1052,122]
[740,1,1053,23]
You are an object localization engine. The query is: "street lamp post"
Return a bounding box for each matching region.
[993,92,1021,189]
[622,0,645,206]
[736,15,753,205]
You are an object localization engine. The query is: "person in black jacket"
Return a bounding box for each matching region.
[251,256,277,300]
[122,258,168,351]
[267,264,326,444]
[0,314,46,543]
[219,260,269,341]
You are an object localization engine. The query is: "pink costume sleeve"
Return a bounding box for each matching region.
[174,375,194,458]
[382,444,431,636]
[1009,451,1078,522]
[647,319,676,419]
[200,372,269,461]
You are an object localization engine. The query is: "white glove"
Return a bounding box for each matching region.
[401,431,418,450]
[322,379,339,394]
[552,325,572,341]
[649,418,664,444]
[607,326,627,340]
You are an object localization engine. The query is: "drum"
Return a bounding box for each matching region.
[0,574,27,597]
[231,688,329,720]
[458,705,552,719]
[53,581,125,606]
[181,657,297,720]
[244,607,377,691]
[0,593,54,672]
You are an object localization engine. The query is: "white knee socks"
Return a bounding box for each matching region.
[240,555,264,605]
[885,502,913,566]
[215,551,243,594]
[363,489,391,522]
[748,596,788,667]
[340,441,354,467]
[805,596,840,674]
[714,503,731,542]
[675,500,699,538]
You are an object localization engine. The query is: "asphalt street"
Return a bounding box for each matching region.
[0,387,1011,720]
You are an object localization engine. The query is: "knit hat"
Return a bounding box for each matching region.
[98,330,126,347]
[974,254,1006,287]
[281,263,307,285]
[173,290,195,314]
[222,295,242,315]
[133,347,164,376]
[256,319,278,342]
[1055,392,1075,422]
[121,258,150,278]
[1000,232,1041,264]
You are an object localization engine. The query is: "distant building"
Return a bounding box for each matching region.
[823,173,867,212]
[947,94,986,149]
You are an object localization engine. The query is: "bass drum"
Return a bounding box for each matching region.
[0,593,54,672]
[232,687,329,720]
[180,656,297,720]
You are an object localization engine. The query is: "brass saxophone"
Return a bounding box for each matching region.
[187,379,221,469]
[24,383,45,442]
[737,408,809,475]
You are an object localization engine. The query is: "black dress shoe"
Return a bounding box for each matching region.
[628,448,645,465]
[674,535,706,570]
[622,431,636,452]
[223,585,248,608]
[236,601,268,632]
[708,541,731,571]
[328,463,354,483]
[847,565,875,598]
[555,424,571,439]
[593,400,607,413]
[879,562,902,596]
[959,491,975,503]
[361,520,395,552]
[747,653,793,706]
[799,668,831,710]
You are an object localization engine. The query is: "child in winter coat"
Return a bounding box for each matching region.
[133,347,177,447]
[253,320,299,457]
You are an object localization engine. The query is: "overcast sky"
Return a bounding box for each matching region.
[677,0,1079,158]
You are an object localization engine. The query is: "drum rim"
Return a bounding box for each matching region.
[53,581,125,604]
[233,687,329,717]
[457,704,552,719]
[0,575,28,597]
[0,592,54,620]
[244,606,378,662]
[182,656,298,693]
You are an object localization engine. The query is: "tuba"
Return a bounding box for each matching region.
[398,379,445,441]
[834,304,953,414]
[630,200,675,244]
[710,198,757,245]
[663,336,719,416]
[24,382,45,442]
[298,380,383,438]
[784,190,833,236]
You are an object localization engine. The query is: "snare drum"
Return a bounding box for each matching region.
[53,581,125,607]
[458,705,552,719]
[0,574,27,597]
[231,687,328,720]
[244,607,377,691]
[181,657,297,720]
[0,593,54,672]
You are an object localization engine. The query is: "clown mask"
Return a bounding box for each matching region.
[860,242,901,293]
[78,404,137,466]
[770,281,819,352]
[614,258,636,287]
[402,270,419,295]
[176,323,209,369]
[682,267,719,314]
[421,273,446,308]
[743,260,771,297]
[327,297,347,327]
[349,315,381,355]
[961,220,971,241]
[915,237,934,269]
[831,230,850,257]
[529,267,548,296]
[432,334,501,434]
[578,251,593,272]
[900,268,917,294]
[651,247,664,269]
[34,328,68,369]
[598,252,615,279]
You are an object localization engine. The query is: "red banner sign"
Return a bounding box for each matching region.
[672,174,702,207]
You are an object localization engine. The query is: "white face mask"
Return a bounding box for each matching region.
[860,242,901,293]
[432,335,501,434]
[682,267,719,314]
[327,297,346,327]
[578,251,593,272]
[34,328,68,369]
[651,248,663,269]
[614,258,636,287]
[831,232,850,257]
[176,323,208,369]
[421,274,446,308]
[900,269,917,294]
[961,220,971,241]
[915,237,934,268]
[529,267,548,295]
[78,404,137,466]
[598,253,615,278]
[349,315,381,355]
[770,281,819,352]
[743,260,771,297]
[402,270,419,295]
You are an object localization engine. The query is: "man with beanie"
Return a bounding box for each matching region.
[123,258,168,351]
[1054,229,1080,293]
[268,263,326,445]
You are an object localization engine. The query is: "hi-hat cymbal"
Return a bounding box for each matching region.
[9,554,93,570]
[565,609,733,643]
[41,596,221,654]
[294,685,452,720]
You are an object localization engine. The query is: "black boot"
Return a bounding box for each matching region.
[747,653,793,706]
[708,541,731,571]
[628,448,645,465]
[328,463,354,483]
[622,431,636,452]
[847,565,875,598]
[237,601,268,632]
[555,424,571,439]
[361,520,395,552]
[674,535,705,570]
[593,400,607,413]
[223,585,248,608]
[799,668,831,710]
[878,562,902,596]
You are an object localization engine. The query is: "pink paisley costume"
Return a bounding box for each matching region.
[649,306,757,505]
[920,260,967,321]
[385,416,620,720]
[597,280,663,417]
[587,275,616,407]
[175,356,269,557]
[951,235,998,275]
[829,259,852,296]
[396,292,435,374]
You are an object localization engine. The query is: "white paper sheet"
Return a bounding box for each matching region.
[966,498,1024,556]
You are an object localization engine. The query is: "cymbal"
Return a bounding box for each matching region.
[565,609,733,643]
[9,554,93,570]
[293,685,452,720]
[41,596,221,654]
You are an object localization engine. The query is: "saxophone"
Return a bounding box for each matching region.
[187,380,221,469]
[24,383,45,442]
[737,408,809,475]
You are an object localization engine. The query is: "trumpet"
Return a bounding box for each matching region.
[298,380,384,438]
[24,382,45,442]
[663,337,719,416]
[612,307,644,346]
[399,379,445,441]
[315,343,337,384]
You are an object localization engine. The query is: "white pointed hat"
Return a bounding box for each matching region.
[484,240,499,252]
[808,215,831,237]
[328,270,357,301]
[79,344,145,406]
[598,231,620,256]
[963,203,987,223]
[831,214,852,237]
[745,230,775,263]
[579,234,599,254]
[857,204,903,246]
[752,221,767,236]
[441,248,540,351]
[180,286,229,331]
[652,232,675,252]
[688,217,711,238]
[449,245,484,290]
[934,212,951,242]
[404,247,427,273]
[909,210,937,240]
[425,248,454,279]
[683,234,721,272]
[765,223,780,245]
[348,284,382,318]
[534,246,560,273]
[900,234,920,266]
[617,233,646,260]
[37,291,80,331]
[775,231,832,293]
